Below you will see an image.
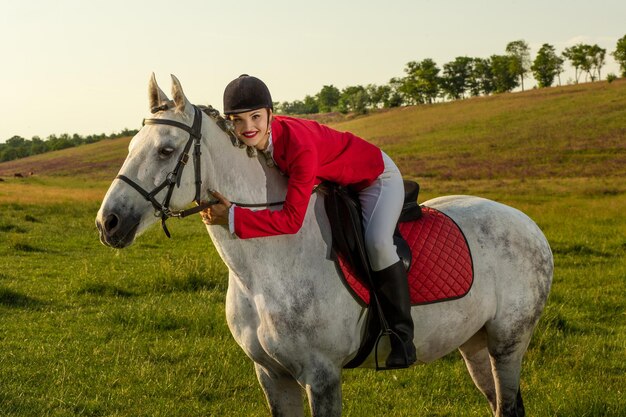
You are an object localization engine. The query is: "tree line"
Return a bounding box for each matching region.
[276,35,626,115]
[0,129,138,163]
[2,36,625,163]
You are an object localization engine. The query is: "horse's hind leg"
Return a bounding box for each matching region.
[255,363,304,417]
[487,326,533,417]
[459,328,497,414]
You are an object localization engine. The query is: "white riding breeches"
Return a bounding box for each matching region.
[358,152,404,272]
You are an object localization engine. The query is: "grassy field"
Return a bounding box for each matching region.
[1,80,625,416]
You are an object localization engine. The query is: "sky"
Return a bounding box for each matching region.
[1,0,624,142]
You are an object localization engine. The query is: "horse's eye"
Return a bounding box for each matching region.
[158,146,175,158]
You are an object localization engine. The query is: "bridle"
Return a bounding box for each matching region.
[116,105,216,237]
[116,104,285,238]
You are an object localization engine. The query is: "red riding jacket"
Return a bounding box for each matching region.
[233,115,384,239]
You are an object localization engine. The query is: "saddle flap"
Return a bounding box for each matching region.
[323,181,417,284]
[323,184,371,281]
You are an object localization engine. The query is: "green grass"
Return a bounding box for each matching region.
[0,203,265,416]
[1,179,624,416]
[1,81,625,416]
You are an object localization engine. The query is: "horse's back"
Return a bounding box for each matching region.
[423,194,552,270]
[424,194,553,326]
[423,194,528,222]
[423,195,549,248]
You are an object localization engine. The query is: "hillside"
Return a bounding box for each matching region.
[0,136,131,181]
[333,79,626,180]
[1,79,625,182]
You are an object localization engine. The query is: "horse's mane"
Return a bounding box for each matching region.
[149,102,262,162]
[198,105,258,159]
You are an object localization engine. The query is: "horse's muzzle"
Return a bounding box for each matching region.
[96,210,140,249]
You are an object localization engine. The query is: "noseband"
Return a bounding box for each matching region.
[116,105,216,238]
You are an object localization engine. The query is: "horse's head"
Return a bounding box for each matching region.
[96,74,207,248]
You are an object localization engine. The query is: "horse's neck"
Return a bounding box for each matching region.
[201,116,287,203]
[200,115,335,291]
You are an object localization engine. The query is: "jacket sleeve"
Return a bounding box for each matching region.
[233,144,317,239]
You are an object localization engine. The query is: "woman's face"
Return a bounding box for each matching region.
[230,108,272,150]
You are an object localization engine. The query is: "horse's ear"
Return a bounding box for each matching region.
[148,72,169,110]
[171,74,190,114]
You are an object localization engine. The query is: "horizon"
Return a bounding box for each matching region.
[1,0,624,142]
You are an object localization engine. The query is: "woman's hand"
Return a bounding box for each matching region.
[200,191,232,226]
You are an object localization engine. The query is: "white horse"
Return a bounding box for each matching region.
[96,74,553,417]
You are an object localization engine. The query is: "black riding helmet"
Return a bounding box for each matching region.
[223,74,273,115]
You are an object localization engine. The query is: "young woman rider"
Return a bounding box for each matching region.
[201,74,416,368]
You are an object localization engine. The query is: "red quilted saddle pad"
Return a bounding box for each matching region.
[337,207,473,306]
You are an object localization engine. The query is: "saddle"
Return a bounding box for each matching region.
[322,180,422,369]
[323,180,422,280]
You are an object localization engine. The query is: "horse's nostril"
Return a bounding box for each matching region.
[104,213,120,233]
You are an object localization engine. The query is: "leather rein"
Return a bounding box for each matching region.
[116,104,283,238]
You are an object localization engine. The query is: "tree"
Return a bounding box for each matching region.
[566,43,606,82]
[3,136,29,160]
[505,40,531,91]
[563,44,588,83]
[612,34,626,77]
[6,135,26,147]
[472,57,496,95]
[440,56,473,100]
[464,58,481,97]
[316,85,341,113]
[555,53,565,86]
[302,95,319,114]
[366,84,391,109]
[30,136,46,155]
[531,43,564,88]
[386,78,405,107]
[588,44,606,81]
[0,128,138,163]
[338,85,369,114]
[48,134,73,151]
[279,96,319,114]
[490,55,519,93]
[399,59,440,104]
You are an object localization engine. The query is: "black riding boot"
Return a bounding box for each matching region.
[372,260,416,369]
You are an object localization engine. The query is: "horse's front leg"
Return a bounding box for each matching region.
[302,359,342,417]
[255,363,305,417]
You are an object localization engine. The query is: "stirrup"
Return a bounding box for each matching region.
[374,329,412,371]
